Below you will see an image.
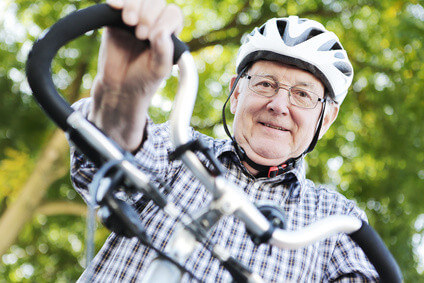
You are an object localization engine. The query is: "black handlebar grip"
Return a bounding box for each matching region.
[26,3,188,131]
[349,221,403,282]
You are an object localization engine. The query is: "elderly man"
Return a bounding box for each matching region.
[70,0,378,281]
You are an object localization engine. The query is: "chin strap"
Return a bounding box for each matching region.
[233,142,297,178]
[222,67,327,178]
[222,67,247,140]
[304,100,326,154]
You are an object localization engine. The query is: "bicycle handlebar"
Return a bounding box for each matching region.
[26,3,188,131]
[210,177,402,282]
[26,3,191,208]
[350,220,403,282]
[270,217,402,282]
[25,4,402,282]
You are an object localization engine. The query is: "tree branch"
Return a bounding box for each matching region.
[186,6,338,52]
[36,201,88,217]
[186,2,258,52]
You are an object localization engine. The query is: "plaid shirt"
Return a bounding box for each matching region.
[70,98,378,282]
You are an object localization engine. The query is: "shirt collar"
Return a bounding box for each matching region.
[214,139,307,199]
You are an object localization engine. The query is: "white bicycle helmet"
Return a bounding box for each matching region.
[236,16,353,104]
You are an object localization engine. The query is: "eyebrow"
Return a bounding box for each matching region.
[254,73,320,91]
[295,81,316,89]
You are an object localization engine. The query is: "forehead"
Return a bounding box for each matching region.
[248,60,325,91]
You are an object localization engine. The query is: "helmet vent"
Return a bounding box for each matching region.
[318,40,343,51]
[330,42,342,50]
[236,16,354,103]
[318,39,336,51]
[276,20,288,38]
[334,52,345,59]
[306,28,323,40]
[334,61,353,76]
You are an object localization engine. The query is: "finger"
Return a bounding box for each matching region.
[149,4,184,40]
[147,4,183,73]
[135,0,166,40]
[139,0,166,26]
[106,0,124,9]
[168,4,184,35]
[121,0,142,26]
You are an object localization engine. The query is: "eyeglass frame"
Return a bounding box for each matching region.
[241,73,326,109]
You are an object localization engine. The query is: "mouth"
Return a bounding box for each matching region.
[259,122,288,132]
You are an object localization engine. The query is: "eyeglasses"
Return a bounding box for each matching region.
[243,74,325,109]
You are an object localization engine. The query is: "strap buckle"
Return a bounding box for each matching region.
[267,164,287,178]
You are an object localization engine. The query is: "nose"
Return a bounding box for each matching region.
[266,87,291,114]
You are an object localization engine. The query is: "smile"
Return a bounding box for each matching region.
[260,122,288,131]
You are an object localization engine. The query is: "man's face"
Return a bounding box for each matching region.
[230,60,337,167]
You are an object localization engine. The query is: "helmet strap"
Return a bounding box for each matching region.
[304,100,327,154]
[222,66,248,140]
[222,66,295,178]
[221,66,326,178]
[234,142,297,178]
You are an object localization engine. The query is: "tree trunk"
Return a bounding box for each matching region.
[0,28,100,256]
[0,130,69,256]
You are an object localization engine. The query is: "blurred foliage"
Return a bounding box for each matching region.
[0,149,34,209]
[0,0,423,281]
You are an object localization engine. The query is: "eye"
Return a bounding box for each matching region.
[248,76,278,96]
[298,91,309,97]
[259,81,272,88]
[253,78,277,89]
[292,88,312,99]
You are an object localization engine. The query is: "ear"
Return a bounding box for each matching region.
[318,102,339,139]
[229,76,241,114]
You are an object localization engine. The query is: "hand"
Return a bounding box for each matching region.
[96,0,183,97]
[89,0,183,152]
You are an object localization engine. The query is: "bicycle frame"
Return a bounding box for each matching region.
[26,4,402,282]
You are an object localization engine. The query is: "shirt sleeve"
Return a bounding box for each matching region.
[69,97,183,206]
[69,98,98,204]
[326,202,380,282]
